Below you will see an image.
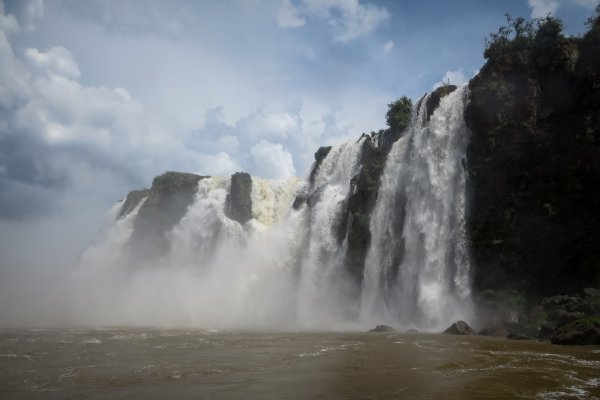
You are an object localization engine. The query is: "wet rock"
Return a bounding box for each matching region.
[507,333,533,340]
[225,172,253,224]
[443,320,475,335]
[309,146,332,186]
[129,172,206,260]
[426,85,457,121]
[583,288,600,299]
[369,325,395,332]
[478,318,509,337]
[118,189,150,219]
[550,317,600,345]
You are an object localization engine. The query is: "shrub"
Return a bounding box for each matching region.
[385,96,412,132]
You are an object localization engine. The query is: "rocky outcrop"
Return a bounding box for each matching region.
[225,172,253,224]
[444,320,475,335]
[425,85,457,120]
[478,318,510,337]
[293,146,332,210]
[465,14,600,299]
[117,189,150,219]
[129,172,205,260]
[309,146,332,186]
[550,317,600,345]
[368,324,395,332]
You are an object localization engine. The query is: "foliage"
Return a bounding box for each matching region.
[483,13,566,61]
[484,14,536,60]
[385,96,412,132]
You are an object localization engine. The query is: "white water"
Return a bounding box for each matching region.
[361,87,472,330]
[78,87,472,331]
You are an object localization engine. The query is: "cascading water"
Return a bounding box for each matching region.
[79,86,472,331]
[361,86,472,330]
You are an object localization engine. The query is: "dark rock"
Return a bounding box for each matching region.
[344,130,406,287]
[426,85,457,121]
[225,172,253,224]
[507,333,534,340]
[538,321,556,341]
[550,309,586,326]
[309,146,332,186]
[130,172,206,260]
[443,320,475,335]
[369,325,395,332]
[478,318,510,337]
[292,194,308,210]
[550,317,600,345]
[117,189,150,219]
[465,19,600,300]
[405,328,419,334]
[583,288,600,299]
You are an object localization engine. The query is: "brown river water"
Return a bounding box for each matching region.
[1,328,599,399]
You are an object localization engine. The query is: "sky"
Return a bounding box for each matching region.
[0,0,599,268]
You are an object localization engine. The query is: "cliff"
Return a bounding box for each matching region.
[129,172,206,260]
[465,13,600,300]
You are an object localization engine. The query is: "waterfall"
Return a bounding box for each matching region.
[361,86,472,330]
[80,87,472,331]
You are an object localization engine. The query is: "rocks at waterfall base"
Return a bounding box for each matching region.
[368,325,396,332]
[550,318,600,345]
[443,320,475,335]
[476,287,600,344]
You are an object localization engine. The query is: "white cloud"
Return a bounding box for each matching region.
[432,68,469,90]
[0,15,236,218]
[25,47,81,79]
[276,0,306,28]
[528,0,560,17]
[196,152,239,176]
[251,140,296,179]
[277,0,390,42]
[238,108,302,140]
[528,0,600,17]
[20,0,44,31]
[383,39,394,53]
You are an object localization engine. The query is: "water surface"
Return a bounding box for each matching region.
[1,329,599,399]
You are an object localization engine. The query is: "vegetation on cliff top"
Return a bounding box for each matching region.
[386,96,412,132]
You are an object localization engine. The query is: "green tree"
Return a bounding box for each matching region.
[385,96,412,132]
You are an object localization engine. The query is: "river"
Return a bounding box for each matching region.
[1,328,599,399]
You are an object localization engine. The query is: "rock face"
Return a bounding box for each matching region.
[425,85,457,120]
[478,318,510,337]
[368,324,395,332]
[128,172,205,260]
[225,172,253,224]
[465,15,600,299]
[550,317,600,345]
[117,189,150,219]
[443,320,475,335]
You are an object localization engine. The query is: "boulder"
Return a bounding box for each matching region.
[368,325,395,332]
[443,320,475,335]
[405,328,419,334]
[550,317,600,345]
